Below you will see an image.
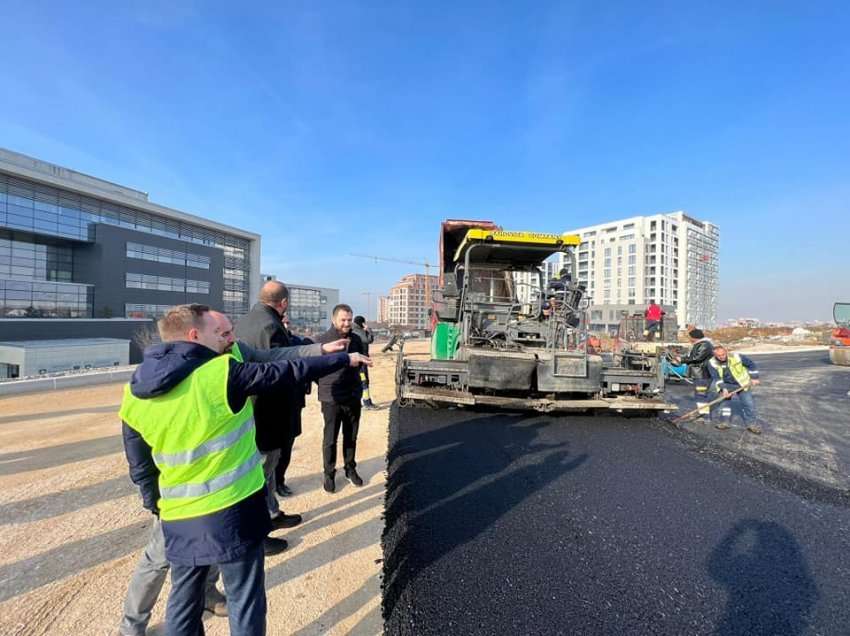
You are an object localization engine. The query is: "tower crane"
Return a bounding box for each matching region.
[350,253,435,325]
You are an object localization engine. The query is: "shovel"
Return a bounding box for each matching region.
[672,384,748,426]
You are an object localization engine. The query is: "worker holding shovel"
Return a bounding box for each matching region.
[706,345,762,434]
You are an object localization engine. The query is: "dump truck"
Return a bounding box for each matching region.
[830,302,850,366]
[395,220,675,413]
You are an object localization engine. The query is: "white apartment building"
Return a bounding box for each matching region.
[553,211,718,330]
[381,273,439,330]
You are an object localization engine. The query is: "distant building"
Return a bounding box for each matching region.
[0,338,129,379]
[260,274,338,333]
[377,295,390,324]
[555,211,719,330]
[383,273,438,330]
[288,283,338,333]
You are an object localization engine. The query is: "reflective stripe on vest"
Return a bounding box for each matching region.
[119,351,264,521]
[160,450,262,499]
[153,417,256,466]
[709,354,751,391]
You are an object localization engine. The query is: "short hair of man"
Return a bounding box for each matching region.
[688,328,705,339]
[259,281,289,305]
[333,303,353,317]
[158,304,211,341]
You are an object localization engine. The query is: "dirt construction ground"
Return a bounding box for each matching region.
[0,345,403,636]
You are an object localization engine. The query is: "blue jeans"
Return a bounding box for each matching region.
[166,542,266,636]
[710,388,757,424]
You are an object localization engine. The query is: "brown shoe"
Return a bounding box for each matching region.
[715,422,731,430]
[747,424,762,435]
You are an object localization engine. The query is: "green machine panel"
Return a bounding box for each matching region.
[431,322,460,360]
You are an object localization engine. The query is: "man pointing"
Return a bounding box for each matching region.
[120,304,369,635]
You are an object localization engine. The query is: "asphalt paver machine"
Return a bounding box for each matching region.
[395,220,675,413]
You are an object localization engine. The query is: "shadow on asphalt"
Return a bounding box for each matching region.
[382,405,588,624]
[0,434,123,476]
[708,519,818,635]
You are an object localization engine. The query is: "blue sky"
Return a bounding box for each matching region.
[2,1,848,322]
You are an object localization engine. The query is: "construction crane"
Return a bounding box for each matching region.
[350,253,435,324]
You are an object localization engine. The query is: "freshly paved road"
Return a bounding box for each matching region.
[666,350,850,488]
[383,355,850,635]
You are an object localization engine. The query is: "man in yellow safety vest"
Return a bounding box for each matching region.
[120,304,369,636]
[706,345,762,434]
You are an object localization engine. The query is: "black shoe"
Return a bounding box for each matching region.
[276,483,293,497]
[263,537,288,556]
[271,512,302,530]
[323,473,336,493]
[345,468,364,487]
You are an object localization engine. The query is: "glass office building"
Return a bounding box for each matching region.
[0,148,261,358]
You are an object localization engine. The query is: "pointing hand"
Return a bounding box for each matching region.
[322,338,349,353]
[348,353,373,367]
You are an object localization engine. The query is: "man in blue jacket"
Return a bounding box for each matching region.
[121,304,370,636]
[117,327,343,636]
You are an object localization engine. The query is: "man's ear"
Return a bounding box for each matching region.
[187,328,199,342]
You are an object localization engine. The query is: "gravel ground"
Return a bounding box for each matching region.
[0,348,398,636]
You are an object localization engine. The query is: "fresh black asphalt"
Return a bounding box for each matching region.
[383,351,850,635]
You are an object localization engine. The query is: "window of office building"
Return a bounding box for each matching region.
[125,303,172,318]
[0,279,92,317]
[126,272,209,294]
[0,238,73,282]
[126,242,211,269]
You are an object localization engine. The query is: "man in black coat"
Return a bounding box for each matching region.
[236,281,349,525]
[351,315,376,409]
[674,328,715,379]
[314,304,368,493]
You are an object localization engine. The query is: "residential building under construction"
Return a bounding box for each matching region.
[379,273,439,330]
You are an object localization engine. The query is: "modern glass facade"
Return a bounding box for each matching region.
[0,238,73,282]
[126,242,211,270]
[125,273,210,295]
[0,279,92,318]
[125,303,173,319]
[0,172,252,316]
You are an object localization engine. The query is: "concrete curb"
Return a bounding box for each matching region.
[0,367,134,396]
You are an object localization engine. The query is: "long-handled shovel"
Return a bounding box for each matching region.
[672,385,748,426]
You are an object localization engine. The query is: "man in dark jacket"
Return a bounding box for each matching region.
[314,304,367,493]
[117,332,331,636]
[121,304,368,636]
[674,328,714,379]
[236,281,346,511]
[351,315,376,409]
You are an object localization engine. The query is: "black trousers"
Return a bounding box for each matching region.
[274,434,296,487]
[321,401,361,476]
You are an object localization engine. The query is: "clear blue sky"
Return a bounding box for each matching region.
[2,1,848,322]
